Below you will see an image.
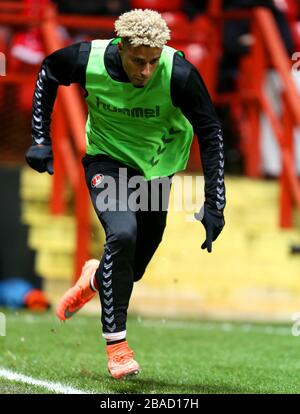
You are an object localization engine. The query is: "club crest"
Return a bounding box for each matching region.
[91,173,104,188]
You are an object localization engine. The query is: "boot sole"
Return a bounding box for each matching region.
[109,368,140,380]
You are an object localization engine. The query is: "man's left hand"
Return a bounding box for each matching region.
[194,203,225,253]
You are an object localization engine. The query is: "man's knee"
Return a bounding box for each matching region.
[117,228,137,248]
[109,223,137,253]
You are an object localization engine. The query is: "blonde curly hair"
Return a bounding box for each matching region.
[115,9,171,48]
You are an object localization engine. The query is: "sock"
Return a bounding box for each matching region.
[106,338,126,346]
[89,273,98,292]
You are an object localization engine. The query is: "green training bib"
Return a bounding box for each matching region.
[85,39,194,180]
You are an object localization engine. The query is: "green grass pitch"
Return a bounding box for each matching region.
[0,310,300,394]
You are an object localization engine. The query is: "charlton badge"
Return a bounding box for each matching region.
[91,173,104,188]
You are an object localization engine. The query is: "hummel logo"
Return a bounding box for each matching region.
[103,280,112,288]
[105,315,115,325]
[157,145,166,155]
[149,130,177,168]
[217,201,225,210]
[150,157,159,167]
[106,323,116,332]
[96,98,160,118]
[34,137,44,144]
[104,297,113,306]
[104,306,114,315]
[162,135,174,144]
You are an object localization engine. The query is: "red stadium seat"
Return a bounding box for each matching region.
[291,21,300,51]
[192,15,213,44]
[130,0,183,12]
[162,12,191,42]
[282,0,298,23]
[184,43,208,72]
[170,41,213,92]
[162,11,189,27]
[170,42,207,69]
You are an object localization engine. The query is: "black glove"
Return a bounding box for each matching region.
[25,144,53,175]
[194,203,225,253]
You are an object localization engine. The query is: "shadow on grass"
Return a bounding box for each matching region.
[85,373,249,394]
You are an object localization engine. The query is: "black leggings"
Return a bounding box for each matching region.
[82,155,171,336]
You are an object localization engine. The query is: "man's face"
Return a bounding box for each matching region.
[118,40,162,87]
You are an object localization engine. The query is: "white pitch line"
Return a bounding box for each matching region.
[0,367,94,394]
[140,320,293,336]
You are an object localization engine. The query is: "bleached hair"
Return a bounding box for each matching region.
[115,9,171,48]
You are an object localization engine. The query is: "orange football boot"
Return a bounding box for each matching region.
[106,341,140,380]
[56,259,99,321]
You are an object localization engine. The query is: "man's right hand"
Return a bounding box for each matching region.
[25,144,54,175]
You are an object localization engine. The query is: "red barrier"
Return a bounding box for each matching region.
[40,5,90,280]
[209,1,300,228]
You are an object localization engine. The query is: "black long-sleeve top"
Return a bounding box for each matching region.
[32,40,225,211]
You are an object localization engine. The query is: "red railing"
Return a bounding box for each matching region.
[208,3,300,228]
[255,8,300,227]
[40,5,93,280]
